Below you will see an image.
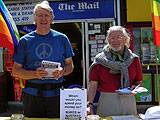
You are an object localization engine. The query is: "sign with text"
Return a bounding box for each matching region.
[6,0,114,25]
[60,89,87,120]
[50,0,115,21]
[6,3,36,25]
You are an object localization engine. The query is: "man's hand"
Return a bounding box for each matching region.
[87,105,94,115]
[36,67,48,79]
[52,67,64,79]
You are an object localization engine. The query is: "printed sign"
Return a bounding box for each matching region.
[50,0,115,20]
[6,3,36,25]
[6,0,115,24]
[60,89,87,120]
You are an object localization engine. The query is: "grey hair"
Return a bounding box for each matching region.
[106,26,130,48]
[33,1,54,19]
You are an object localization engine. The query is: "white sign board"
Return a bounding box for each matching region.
[60,88,87,120]
[6,3,36,25]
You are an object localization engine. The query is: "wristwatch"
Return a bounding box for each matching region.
[87,102,93,106]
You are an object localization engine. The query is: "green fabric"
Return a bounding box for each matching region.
[154,0,160,4]
[110,49,124,62]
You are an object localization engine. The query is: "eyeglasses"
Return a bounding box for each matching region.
[36,14,51,18]
[108,36,125,40]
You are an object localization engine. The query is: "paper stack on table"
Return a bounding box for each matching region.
[111,115,140,120]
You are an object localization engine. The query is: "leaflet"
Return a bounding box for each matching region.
[132,86,148,93]
[116,86,148,94]
[41,60,62,79]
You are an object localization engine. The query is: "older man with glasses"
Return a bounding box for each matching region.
[87,26,143,117]
[12,1,74,118]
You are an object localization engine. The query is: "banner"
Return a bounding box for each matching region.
[152,0,160,46]
[6,0,115,24]
[50,0,115,20]
[0,0,19,55]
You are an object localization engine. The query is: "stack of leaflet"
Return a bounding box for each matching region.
[41,60,62,79]
[116,86,148,94]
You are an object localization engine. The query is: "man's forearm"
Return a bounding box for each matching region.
[63,63,74,76]
[12,67,37,80]
[87,81,98,103]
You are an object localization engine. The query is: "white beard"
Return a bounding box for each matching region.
[110,45,122,52]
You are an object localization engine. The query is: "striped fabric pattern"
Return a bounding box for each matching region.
[152,0,160,46]
[0,0,19,55]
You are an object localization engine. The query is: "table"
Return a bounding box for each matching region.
[0,117,59,120]
[0,115,141,120]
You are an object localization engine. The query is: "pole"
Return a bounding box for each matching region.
[156,47,160,104]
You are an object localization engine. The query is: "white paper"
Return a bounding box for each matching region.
[41,60,62,79]
[97,39,104,43]
[144,106,160,119]
[91,44,97,49]
[60,89,87,120]
[132,86,148,93]
[88,40,97,44]
[91,48,97,53]
[115,88,132,94]
[116,86,148,94]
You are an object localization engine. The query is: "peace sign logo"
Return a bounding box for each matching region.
[35,43,53,59]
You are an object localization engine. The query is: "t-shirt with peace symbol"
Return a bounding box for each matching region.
[13,29,74,97]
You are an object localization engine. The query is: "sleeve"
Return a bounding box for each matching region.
[63,35,75,59]
[135,57,143,84]
[13,39,26,65]
[89,64,100,82]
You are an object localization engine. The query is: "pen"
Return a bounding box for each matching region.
[132,84,141,92]
[134,84,141,90]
